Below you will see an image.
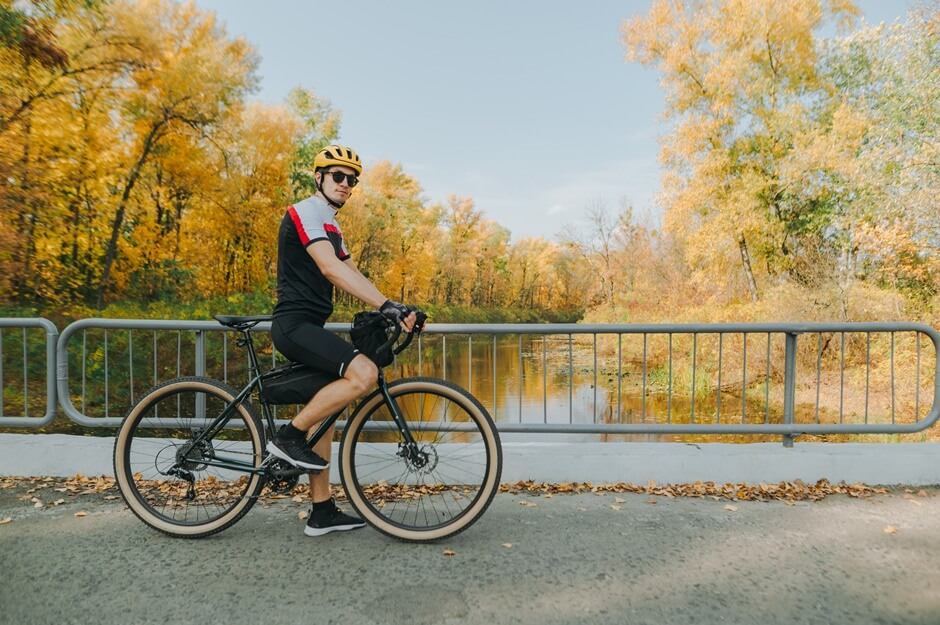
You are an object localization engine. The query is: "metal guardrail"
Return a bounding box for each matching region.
[0,318,58,426]
[2,317,939,444]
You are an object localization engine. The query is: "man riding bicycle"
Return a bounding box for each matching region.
[268,144,421,536]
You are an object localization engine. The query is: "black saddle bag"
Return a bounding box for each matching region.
[260,365,337,405]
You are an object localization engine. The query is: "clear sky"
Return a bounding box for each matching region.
[193,0,916,242]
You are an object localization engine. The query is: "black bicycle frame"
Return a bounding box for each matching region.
[176,354,421,477]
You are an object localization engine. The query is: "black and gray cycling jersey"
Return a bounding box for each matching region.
[273,195,351,324]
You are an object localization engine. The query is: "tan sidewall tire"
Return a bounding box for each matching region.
[113,377,264,538]
[340,378,502,542]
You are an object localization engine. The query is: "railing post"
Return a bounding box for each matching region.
[195,329,206,419]
[783,331,798,448]
[194,330,206,377]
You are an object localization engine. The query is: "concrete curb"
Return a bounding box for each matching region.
[2,433,939,485]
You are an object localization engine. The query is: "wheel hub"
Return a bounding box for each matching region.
[400,443,439,474]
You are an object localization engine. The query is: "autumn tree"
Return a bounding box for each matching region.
[622,0,860,303]
[432,195,509,306]
[0,0,136,304]
[339,160,441,305]
[93,0,259,307]
[821,10,940,302]
[176,103,302,297]
[0,0,264,308]
[507,237,557,309]
[287,86,340,199]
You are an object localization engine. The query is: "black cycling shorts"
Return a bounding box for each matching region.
[271,315,360,378]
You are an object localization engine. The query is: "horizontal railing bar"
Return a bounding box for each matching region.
[420,322,940,335]
[55,318,940,336]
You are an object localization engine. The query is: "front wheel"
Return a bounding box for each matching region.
[113,376,266,538]
[339,377,502,542]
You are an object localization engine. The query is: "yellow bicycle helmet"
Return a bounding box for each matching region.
[314,145,362,175]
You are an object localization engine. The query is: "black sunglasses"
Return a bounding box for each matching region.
[324,170,359,187]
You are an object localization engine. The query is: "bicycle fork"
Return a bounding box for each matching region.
[376,375,431,470]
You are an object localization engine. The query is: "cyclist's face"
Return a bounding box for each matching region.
[318,166,358,206]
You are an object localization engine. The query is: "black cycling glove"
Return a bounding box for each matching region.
[379,299,409,323]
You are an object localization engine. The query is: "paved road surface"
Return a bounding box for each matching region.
[2,482,939,625]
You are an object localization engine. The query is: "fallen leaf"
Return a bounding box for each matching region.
[577,507,587,512]
[884,525,898,534]
[724,505,738,512]
[614,497,626,504]
[647,497,657,505]
[443,550,456,557]
[292,495,305,503]
[74,511,87,518]
[0,517,11,525]
[542,494,553,499]
[609,505,621,511]
[53,499,65,506]
[519,501,538,508]
[33,501,43,509]
[502,543,512,549]
[298,511,308,521]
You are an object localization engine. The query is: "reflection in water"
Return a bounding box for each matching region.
[393,335,758,443]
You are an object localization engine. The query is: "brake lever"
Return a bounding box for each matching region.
[391,309,427,355]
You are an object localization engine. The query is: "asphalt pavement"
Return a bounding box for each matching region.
[2,479,939,625]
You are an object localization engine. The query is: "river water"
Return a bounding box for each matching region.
[390,334,768,443]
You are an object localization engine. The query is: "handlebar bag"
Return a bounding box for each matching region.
[349,311,394,367]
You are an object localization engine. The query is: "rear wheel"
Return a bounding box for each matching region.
[339,378,502,542]
[113,377,266,538]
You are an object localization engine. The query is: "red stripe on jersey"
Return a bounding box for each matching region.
[324,223,350,258]
[287,206,311,245]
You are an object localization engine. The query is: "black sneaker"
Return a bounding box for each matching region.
[304,499,366,537]
[266,426,329,471]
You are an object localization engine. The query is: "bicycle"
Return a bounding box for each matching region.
[113,312,502,542]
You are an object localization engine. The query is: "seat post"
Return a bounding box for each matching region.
[241,327,264,380]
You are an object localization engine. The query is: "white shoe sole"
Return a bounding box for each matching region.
[265,441,329,470]
[304,522,366,537]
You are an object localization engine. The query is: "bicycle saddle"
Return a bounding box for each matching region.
[214,314,273,330]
